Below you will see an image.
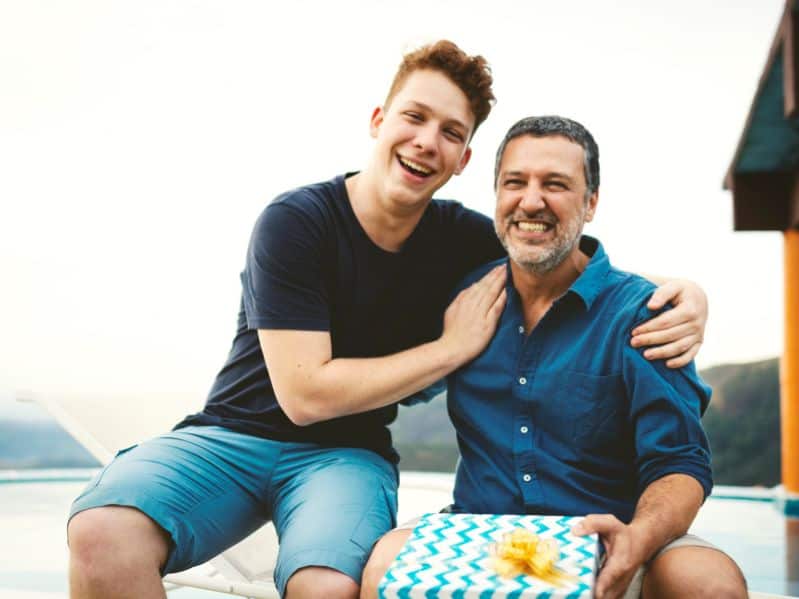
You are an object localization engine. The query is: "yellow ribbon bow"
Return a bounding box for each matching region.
[491,528,575,586]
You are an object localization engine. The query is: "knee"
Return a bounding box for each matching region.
[68,506,168,579]
[360,529,411,599]
[644,546,747,599]
[286,567,359,599]
[700,577,748,599]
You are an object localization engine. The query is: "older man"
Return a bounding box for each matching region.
[362,117,746,599]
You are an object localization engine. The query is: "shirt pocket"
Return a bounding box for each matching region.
[561,371,627,454]
[536,370,629,459]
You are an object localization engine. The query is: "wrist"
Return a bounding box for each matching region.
[432,335,468,372]
[625,522,662,563]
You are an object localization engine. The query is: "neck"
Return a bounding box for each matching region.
[345,171,429,252]
[512,243,589,332]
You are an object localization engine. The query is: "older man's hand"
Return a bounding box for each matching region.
[572,514,648,599]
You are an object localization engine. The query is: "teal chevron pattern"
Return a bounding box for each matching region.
[378,514,597,599]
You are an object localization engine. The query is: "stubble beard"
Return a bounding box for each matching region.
[496,210,585,275]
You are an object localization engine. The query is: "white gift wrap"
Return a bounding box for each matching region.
[378,513,598,599]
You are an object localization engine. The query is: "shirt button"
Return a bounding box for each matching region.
[522,474,532,482]
[520,426,529,434]
[518,377,527,385]
[518,325,524,334]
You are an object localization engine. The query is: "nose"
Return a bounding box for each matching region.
[518,185,546,212]
[413,122,439,154]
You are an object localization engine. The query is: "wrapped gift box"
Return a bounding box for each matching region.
[378,513,598,599]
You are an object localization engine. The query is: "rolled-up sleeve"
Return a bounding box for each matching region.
[622,306,713,500]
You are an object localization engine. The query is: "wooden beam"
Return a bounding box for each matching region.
[782,229,799,493]
[791,174,799,229]
[785,4,799,118]
[731,171,792,230]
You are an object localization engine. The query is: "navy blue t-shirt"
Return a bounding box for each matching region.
[175,174,504,463]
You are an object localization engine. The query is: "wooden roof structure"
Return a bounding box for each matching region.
[725,0,799,231]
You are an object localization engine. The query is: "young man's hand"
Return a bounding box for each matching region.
[630,279,708,368]
[572,515,648,599]
[440,265,506,364]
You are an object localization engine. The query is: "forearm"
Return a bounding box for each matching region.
[290,339,461,424]
[264,264,507,426]
[628,473,704,561]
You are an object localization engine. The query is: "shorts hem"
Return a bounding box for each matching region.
[274,549,363,596]
[69,492,183,574]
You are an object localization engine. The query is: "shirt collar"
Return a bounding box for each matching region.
[567,235,609,311]
[503,235,610,312]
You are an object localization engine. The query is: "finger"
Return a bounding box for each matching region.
[474,266,507,312]
[631,311,676,336]
[641,336,700,362]
[597,560,638,599]
[572,514,621,536]
[595,570,629,599]
[645,281,680,310]
[595,562,624,599]
[630,322,696,348]
[489,288,507,319]
[479,264,506,285]
[665,342,702,369]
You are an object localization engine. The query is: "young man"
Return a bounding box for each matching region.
[67,44,707,599]
[361,117,745,599]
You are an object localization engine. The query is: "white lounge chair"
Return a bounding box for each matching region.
[21,391,454,598]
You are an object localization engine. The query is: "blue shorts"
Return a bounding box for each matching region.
[69,426,398,595]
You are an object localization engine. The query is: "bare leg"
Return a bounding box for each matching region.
[359,529,412,599]
[68,506,170,599]
[285,566,360,599]
[642,545,747,599]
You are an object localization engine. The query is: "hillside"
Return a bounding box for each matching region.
[391,358,782,486]
[0,358,782,486]
[700,357,780,486]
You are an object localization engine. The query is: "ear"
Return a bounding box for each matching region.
[584,190,599,222]
[454,146,472,176]
[369,106,385,139]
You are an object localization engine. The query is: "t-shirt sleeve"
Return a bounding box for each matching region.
[453,205,506,270]
[240,197,331,331]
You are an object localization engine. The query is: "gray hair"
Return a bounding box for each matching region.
[493,115,600,195]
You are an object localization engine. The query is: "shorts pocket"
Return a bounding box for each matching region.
[350,484,398,552]
[72,444,139,502]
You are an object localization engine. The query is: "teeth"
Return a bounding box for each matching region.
[517,222,549,232]
[399,156,433,175]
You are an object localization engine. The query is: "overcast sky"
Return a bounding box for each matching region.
[0,0,787,405]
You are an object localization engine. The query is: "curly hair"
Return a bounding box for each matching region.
[385,40,495,134]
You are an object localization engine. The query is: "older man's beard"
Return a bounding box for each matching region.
[495,208,585,274]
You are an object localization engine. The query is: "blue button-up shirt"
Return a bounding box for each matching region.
[448,237,712,523]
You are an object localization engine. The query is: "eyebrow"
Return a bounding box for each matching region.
[500,170,576,183]
[406,101,469,132]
